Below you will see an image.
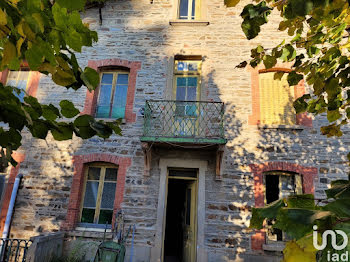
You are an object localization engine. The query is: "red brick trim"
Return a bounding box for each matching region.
[0,152,26,235]
[0,68,41,97]
[248,161,318,250]
[82,59,141,123]
[248,65,312,127]
[62,153,132,231]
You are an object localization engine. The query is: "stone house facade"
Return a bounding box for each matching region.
[0,0,349,261]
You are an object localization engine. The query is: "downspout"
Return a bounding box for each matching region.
[2,173,23,239]
[0,173,23,260]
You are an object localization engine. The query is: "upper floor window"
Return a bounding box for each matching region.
[264,171,302,242]
[174,59,201,102]
[178,0,201,20]
[96,71,129,119]
[6,69,31,102]
[259,72,296,125]
[80,163,118,225]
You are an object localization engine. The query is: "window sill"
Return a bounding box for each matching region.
[258,124,304,130]
[263,242,285,252]
[169,20,210,26]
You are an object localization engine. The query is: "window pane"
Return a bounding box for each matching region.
[177,77,187,87]
[98,210,113,224]
[101,73,113,84]
[98,84,113,106]
[187,86,197,101]
[87,167,101,180]
[187,77,197,87]
[83,181,99,208]
[179,0,189,19]
[96,83,113,118]
[111,84,128,119]
[191,0,196,18]
[81,208,95,223]
[105,168,118,181]
[116,74,129,85]
[100,182,117,209]
[176,87,186,101]
[7,71,29,103]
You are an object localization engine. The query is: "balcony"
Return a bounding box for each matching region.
[140,100,226,145]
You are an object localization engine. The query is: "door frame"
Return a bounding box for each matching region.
[151,159,207,262]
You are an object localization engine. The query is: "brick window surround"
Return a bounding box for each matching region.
[248,65,312,127]
[82,59,141,123]
[249,162,318,251]
[62,153,132,231]
[0,152,26,235]
[0,64,41,97]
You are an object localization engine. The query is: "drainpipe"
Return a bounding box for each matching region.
[2,173,23,239]
[0,173,23,260]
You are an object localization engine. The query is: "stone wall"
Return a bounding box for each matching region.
[2,0,350,261]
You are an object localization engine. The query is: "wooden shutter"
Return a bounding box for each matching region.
[259,72,296,125]
[195,0,201,20]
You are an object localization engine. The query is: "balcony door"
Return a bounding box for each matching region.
[173,60,201,137]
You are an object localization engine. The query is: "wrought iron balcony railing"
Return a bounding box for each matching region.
[141,100,226,144]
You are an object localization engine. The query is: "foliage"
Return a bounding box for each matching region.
[225,0,350,260]
[250,184,350,261]
[0,0,121,167]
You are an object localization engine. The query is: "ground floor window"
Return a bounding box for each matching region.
[264,171,302,242]
[80,164,118,225]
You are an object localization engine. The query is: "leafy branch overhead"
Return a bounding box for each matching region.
[227,0,350,146]
[0,0,121,167]
[225,0,350,260]
[250,180,350,262]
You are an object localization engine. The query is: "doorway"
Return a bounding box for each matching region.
[163,169,197,262]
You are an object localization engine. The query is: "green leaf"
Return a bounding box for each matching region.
[81,67,100,91]
[51,123,73,141]
[65,28,83,52]
[293,94,311,114]
[1,41,16,68]
[286,194,315,209]
[59,100,80,118]
[249,208,265,229]
[52,68,76,87]
[0,9,7,26]
[56,0,86,11]
[321,124,343,137]
[42,104,60,121]
[25,45,44,70]
[73,114,97,139]
[240,2,272,40]
[29,120,49,139]
[287,71,303,85]
[324,198,350,218]
[327,109,341,122]
[90,120,113,138]
[224,0,240,7]
[262,55,277,69]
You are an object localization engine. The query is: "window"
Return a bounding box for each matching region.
[80,164,118,225]
[6,69,31,102]
[264,171,302,242]
[173,59,201,136]
[178,0,201,20]
[259,72,296,125]
[96,71,129,119]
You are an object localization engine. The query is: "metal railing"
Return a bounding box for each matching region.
[0,238,32,262]
[142,100,225,144]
